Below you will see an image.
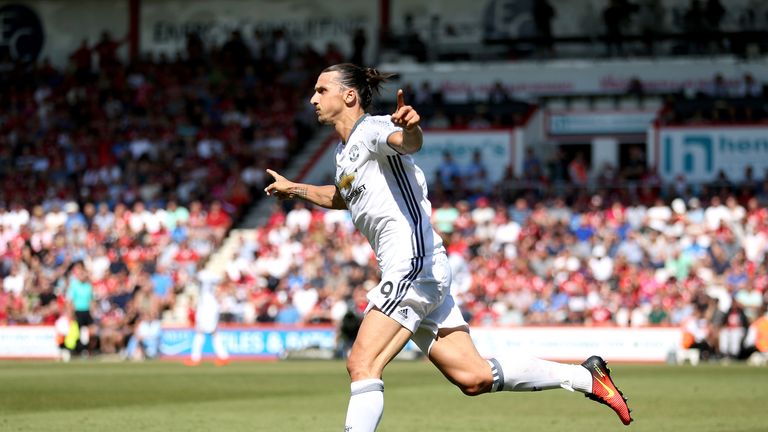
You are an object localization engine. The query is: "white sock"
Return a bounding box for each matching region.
[191,332,205,362]
[212,332,229,360]
[344,379,384,432]
[488,355,592,393]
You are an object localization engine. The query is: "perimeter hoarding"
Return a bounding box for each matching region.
[0,326,59,358]
[159,326,337,359]
[1,325,680,363]
[471,327,681,363]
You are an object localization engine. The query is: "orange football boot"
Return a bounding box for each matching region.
[582,355,633,425]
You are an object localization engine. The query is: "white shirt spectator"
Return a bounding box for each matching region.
[129,137,152,159]
[743,231,767,264]
[93,209,115,233]
[241,165,265,187]
[494,220,521,246]
[324,209,354,233]
[589,246,614,282]
[197,137,223,159]
[706,283,732,314]
[144,209,165,234]
[448,251,472,297]
[129,208,149,233]
[471,205,495,226]
[286,205,312,233]
[351,236,373,267]
[3,271,24,295]
[266,133,288,161]
[630,305,650,327]
[293,287,319,318]
[625,204,647,230]
[87,253,111,281]
[725,202,746,224]
[4,208,29,233]
[646,203,671,232]
[704,203,730,231]
[44,208,67,232]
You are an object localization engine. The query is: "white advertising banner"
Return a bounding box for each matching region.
[471,327,681,363]
[415,129,515,185]
[0,326,58,358]
[141,0,377,63]
[657,126,768,182]
[548,111,656,136]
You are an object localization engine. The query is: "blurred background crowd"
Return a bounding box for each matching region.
[1,0,767,362]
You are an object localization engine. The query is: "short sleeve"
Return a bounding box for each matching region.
[363,115,403,156]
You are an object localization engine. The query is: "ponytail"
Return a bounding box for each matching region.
[323,63,396,109]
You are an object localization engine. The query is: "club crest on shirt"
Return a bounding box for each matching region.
[348,145,360,162]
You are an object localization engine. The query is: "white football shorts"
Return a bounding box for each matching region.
[195,305,220,334]
[366,252,468,354]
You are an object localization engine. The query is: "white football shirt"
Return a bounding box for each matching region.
[334,114,444,273]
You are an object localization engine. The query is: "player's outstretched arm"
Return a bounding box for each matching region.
[388,89,423,154]
[264,169,347,210]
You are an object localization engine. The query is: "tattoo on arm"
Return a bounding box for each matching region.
[289,186,308,199]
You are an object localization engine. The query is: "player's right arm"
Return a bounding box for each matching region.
[264,169,347,210]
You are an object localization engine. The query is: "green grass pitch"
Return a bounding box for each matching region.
[1,360,766,431]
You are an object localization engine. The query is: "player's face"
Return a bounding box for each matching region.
[310,71,349,125]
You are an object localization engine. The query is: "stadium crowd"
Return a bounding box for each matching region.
[2,24,767,363]
[213,161,768,361]
[0,28,336,358]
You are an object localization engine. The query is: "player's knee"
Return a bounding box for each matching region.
[455,371,493,396]
[346,354,376,381]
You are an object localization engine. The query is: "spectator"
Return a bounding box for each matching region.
[684,0,709,54]
[568,153,589,186]
[603,0,638,56]
[533,0,557,56]
[463,150,489,197]
[706,73,730,98]
[637,0,665,55]
[401,13,427,62]
[680,307,715,360]
[435,151,462,196]
[734,73,763,97]
[488,81,511,104]
[124,277,162,361]
[350,28,367,66]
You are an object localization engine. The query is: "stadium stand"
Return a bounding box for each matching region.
[1,0,766,364]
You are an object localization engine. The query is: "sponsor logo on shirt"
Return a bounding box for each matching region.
[338,172,355,190]
[344,185,366,203]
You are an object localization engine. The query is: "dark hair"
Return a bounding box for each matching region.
[322,63,396,109]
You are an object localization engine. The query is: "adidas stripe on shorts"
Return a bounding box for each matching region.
[365,252,468,354]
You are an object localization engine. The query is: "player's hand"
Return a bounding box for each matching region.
[390,89,420,131]
[264,169,294,200]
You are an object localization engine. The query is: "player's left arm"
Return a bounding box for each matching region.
[387,89,423,155]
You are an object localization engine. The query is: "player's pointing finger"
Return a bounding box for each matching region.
[266,169,282,180]
[397,89,405,109]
